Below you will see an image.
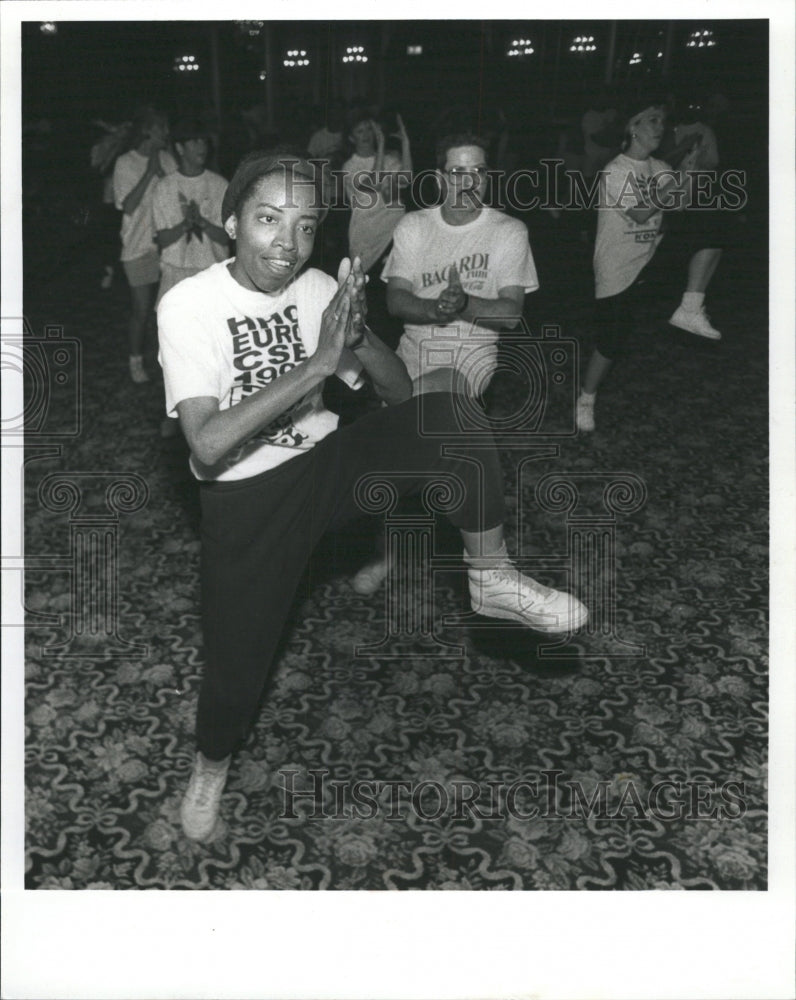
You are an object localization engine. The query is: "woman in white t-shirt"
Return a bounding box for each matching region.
[575,99,702,433]
[113,107,177,383]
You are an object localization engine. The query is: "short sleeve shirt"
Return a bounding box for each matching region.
[593,153,670,299]
[152,169,229,269]
[113,149,177,260]
[158,262,360,481]
[381,206,538,389]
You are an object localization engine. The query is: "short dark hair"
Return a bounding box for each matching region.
[129,105,168,148]
[172,117,209,145]
[221,146,329,224]
[435,132,489,170]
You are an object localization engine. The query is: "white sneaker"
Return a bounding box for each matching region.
[668,305,722,340]
[576,394,596,433]
[180,753,230,841]
[466,550,588,634]
[129,356,150,384]
[352,557,389,596]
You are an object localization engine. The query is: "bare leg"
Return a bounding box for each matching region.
[128,282,156,358]
[669,250,723,339]
[685,248,722,293]
[582,348,612,395]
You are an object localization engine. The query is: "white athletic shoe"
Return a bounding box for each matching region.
[576,394,596,433]
[180,753,230,841]
[466,549,588,634]
[668,306,722,340]
[352,557,389,596]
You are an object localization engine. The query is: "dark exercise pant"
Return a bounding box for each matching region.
[594,218,729,361]
[364,243,404,352]
[196,391,505,760]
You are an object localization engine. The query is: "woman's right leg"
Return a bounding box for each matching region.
[181,458,325,840]
[127,281,156,383]
[576,293,627,432]
[195,463,322,762]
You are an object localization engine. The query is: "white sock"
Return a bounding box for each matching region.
[681,292,705,312]
[464,541,510,566]
[129,354,143,363]
[579,390,596,403]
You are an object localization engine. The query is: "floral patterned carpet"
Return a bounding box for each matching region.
[21,209,768,891]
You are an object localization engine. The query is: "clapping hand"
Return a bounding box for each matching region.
[434,264,468,320]
[314,268,355,375]
[184,200,204,241]
[337,257,368,348]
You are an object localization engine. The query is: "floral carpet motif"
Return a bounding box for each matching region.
[22,217,768,890]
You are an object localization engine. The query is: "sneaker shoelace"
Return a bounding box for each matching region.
[476,563,556,601]
[191,767,225,807]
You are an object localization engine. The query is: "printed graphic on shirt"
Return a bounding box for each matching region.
[226,304,310,446]
[420,252,491,292]
[614,171,660,243]
[178,191,205,243]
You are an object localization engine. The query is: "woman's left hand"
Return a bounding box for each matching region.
[337,257,368,347]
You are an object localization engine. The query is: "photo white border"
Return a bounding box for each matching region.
[2,2,794,998]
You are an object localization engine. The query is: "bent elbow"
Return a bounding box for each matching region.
[187,431,226,469]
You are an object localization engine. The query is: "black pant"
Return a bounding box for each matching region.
[593,235,686,361]
[196,392,506,760]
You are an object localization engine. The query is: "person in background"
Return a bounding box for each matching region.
[341,113,412,350]
[575,95,709,434]
[579,89,621,242]
[113,107,177,383]
[352,131,539,595]
[152,118,229,438]
[661,95,726,340]
[90,118,131,290]
[152,118,229,305]
[307,101,346,166]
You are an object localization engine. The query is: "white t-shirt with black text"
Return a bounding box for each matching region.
[381,206,538,390]
[594,153,670,299]
[158,262,362,482]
